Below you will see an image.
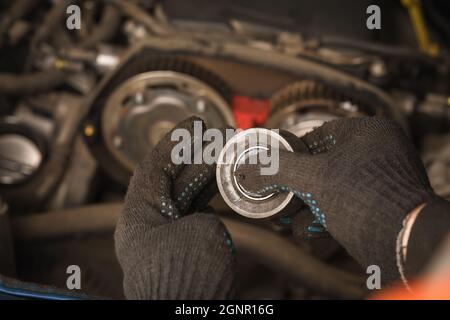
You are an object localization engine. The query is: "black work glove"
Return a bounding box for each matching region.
[236,117,436,283]
[115,117,236,299]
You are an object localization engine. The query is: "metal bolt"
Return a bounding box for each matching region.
[196,99,206,113]
[84,125,95,137]
[340,101,358,113]
[113,136,123,148]
[370,60,387,78]
[134,92,144,105]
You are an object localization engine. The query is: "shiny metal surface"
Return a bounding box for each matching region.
[102,71,234,171]
[0,134,43,185]
[216,128,295,219]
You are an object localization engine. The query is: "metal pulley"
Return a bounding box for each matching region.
[216,128,302,219]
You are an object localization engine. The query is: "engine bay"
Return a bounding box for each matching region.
[0,0,449,299]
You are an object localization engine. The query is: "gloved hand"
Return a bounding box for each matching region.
[236,117,436,283]
[115,117,236,299]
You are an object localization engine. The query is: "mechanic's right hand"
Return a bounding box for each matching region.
[236,117,436,283]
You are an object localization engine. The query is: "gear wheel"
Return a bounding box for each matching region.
[267,80,374,137]
[270,80,360,113]
[85,54,234,185]
[97,55,233,105]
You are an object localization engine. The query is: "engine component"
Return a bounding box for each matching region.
[0,135,42,185]
[0,119,46,186]
[0,70,66,96]
[216,128,302,219]
[79,3,122,49]
[57,45,123,74]
[1,0,449,300]
[102,70,234,172]
[0,93,84,211]
[0,0,41,48]
[10,203,366,299]
[86,56,235,184]
[267,80,371,137]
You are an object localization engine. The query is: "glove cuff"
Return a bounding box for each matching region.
[404,197,450,279]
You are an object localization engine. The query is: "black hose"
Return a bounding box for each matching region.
[8,1,118,96]
[31,0,75,47]
[11,203,367,299]
[319,36,441,65]
[81,4,122,48]
[0,0,42,47]
[0,70,65,96]
[222,218,367,299]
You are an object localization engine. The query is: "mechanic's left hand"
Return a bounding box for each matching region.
[115,117,236,300]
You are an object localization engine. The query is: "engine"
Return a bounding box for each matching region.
[0,0,449,299]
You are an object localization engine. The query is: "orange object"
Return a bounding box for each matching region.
[372,271,450,300]
[232,95,270,129]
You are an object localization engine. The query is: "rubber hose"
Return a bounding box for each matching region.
[31,0,75,46]
[320,36,440,65]
[0,70,65,96]
[0,0,42,46]
[221,218,367,299]
[11,203,367,299]
[81,4,122,48]
[110,0,170,36]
